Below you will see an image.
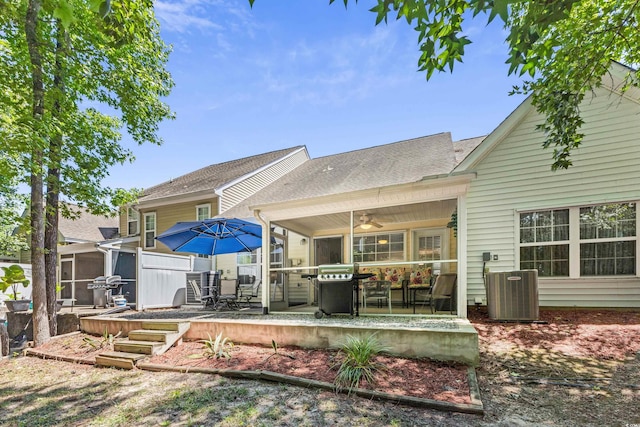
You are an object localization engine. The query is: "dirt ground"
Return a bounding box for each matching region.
[1,308,640,426]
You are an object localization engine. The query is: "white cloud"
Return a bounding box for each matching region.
[155,0,223,33]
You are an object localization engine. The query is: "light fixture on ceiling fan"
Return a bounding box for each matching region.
[355,214,382,230]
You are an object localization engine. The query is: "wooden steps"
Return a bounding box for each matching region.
[95,321,190,370]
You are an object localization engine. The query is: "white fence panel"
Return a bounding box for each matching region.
[0,262,33,302]
[193,257,214,272]
[136,249,193,310]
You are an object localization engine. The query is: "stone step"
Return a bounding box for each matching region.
[128,329,176,343]
[114,340,163,355]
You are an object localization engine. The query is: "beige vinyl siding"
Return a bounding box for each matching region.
[220,150,308,213]
[119,207,128,237]
[466,87,640,307]
[141,198,218,254]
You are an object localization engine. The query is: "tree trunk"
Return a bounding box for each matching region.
[45,20,67,337]
[26,0,51,347]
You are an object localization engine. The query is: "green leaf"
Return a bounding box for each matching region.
[53,3,75,28]
[89,0,102,13]
[99,0,112,18]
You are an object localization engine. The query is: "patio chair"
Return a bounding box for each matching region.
[237,275,261,306]
[362,280,392,313]
[214,279,240,310]
[428,273,457,314]
[409,281,432,314]
[188,280,202,303]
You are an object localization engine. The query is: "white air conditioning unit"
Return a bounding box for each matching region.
[485,270,539,321]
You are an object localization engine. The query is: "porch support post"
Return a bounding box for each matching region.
[457,194,468,318]
[254,209,271,314]
[349,211,354,263]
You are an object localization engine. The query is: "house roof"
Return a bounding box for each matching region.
[223,133,460,216]
[139,146,305,203]
[454,136,485,164]
[58,204,119,243]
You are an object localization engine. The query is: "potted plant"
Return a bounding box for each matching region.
[0,265,31,312]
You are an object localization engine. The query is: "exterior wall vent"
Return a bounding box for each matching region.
[486,270,539,321]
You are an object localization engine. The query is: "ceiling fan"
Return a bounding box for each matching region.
[355,213,382,230]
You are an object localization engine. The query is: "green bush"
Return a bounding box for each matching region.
[333,333,388,394]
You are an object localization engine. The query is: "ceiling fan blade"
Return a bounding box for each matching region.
[371,221,383,228]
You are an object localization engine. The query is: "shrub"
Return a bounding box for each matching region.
[333,333,388,394]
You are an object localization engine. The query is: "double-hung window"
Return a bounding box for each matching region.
[195,204,211,258]
[579,203,636,276]
[519,202,636,277]
[144,212,156,249]
[519,209,570,277]
[196,204,210,221]
[127,208,139,235]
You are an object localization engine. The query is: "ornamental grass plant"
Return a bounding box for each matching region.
[333,333,389,394]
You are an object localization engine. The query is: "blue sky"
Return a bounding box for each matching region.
[103,0,527,190]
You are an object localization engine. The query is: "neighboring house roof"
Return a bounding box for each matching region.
[58,204,119,243]
[139,146,305,203]
[223,132,464,216]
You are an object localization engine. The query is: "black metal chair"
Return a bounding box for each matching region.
[214,279,240,310]
[237,275,261,306]
[362,280,392,313]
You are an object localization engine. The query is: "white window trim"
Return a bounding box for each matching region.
[143,212,156,249]
[196,203,211,221]
[412,228,448,267]
[353,231,406,263]
[127,207,139,236]
[516,202,639,279]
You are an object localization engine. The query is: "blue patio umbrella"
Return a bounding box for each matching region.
[155,218,265,256]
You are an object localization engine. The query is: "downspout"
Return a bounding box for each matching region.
[253,209,270,315]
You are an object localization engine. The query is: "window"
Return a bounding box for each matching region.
[195,204,211,258]
[127,208,139,235]
[237,250,258,265]
[353,232,404,263]
[143,212,156,249]
[519,209,569,277]
[414,233,442,262]
[196,204,211,221]
[579,203,636,276]
[519,203,636,277]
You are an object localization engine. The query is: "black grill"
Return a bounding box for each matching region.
[314,264,373,318]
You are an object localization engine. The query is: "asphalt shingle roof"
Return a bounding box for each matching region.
[140,146,304,202]
[454,136,485,165]
[58,204,118,243]
[223,133,457,214]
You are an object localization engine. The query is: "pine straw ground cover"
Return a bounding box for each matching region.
[2,308,640,426]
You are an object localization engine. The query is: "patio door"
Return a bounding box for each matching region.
[59,257,74,301]
[314,237,343,265]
